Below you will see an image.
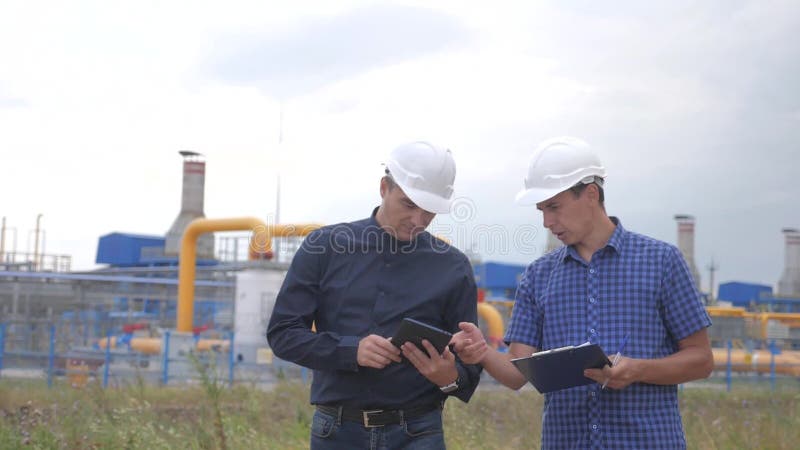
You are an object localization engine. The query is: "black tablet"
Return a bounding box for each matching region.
[391,318,453,357]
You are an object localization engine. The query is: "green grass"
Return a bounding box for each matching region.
[1,379,798,449]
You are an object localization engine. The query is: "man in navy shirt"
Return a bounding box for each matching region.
[267,141,481,449]
[453,137,713,449]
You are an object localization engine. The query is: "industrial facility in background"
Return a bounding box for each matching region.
[778,228,800,296]
[2,150,800,387]
[675,214,702,290]
[165,151,214,260]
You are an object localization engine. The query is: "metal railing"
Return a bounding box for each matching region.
[0,251,71,272]
[1,323,798,392]
[0,321,308,389]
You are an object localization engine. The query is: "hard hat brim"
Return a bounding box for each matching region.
[514,186,568,206]
[399,184,453,214]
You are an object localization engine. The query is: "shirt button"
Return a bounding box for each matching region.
[589,391,596,397]
[589,297,596,304]
[592,424,598,431]
[385,262,391,268]
[589,268,596,274]
[589,328,596,334]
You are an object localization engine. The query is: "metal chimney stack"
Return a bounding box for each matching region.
[674,215,701,289]
[165,151,214,258]
[777,228,800,296]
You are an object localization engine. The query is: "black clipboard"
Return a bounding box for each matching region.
[511,343,611,393]
[391,318,452,357]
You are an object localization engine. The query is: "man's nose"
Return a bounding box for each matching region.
[412,208,433,227]
[542,211,555,229]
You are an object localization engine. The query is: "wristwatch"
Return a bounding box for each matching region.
[439,376,460,393]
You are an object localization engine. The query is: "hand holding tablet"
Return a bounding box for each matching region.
[391,318,453,357]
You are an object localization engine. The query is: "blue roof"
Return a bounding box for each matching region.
[718,281,773,307]
[96,233,166,266]
[473,261,527,289]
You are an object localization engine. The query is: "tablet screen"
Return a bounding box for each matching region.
[391,318,453,357]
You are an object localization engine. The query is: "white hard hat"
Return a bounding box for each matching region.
[515,136,607,206]
[384,141,456,214]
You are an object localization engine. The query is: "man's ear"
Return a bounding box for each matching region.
[380,177,388,198]
[586,183,600,203]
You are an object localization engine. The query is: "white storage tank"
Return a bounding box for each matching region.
[233,269,286,364]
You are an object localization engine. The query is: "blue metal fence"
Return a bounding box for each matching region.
[0,323,796,391]
[0,321,303,388]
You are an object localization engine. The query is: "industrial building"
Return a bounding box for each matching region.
[1,151,800,386]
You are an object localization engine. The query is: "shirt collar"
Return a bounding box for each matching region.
[369,206,381,228]
[560,216,626,263]
[605,216,625,254]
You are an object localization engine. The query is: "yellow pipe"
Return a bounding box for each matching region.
[98,337,231,354]
[712,348,800,377]
[196,339,230,352]
[96,336,119,349]
[130,337,162,354]
[477,302,505,348]
[705,306,747,317]
[177,217,322,333]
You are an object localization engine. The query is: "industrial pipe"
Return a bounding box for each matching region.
[712,348,800,377]
[97,336,231,354]
[177,217,321,333]
[477,302,505,348]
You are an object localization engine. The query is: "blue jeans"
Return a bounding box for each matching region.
[310,407,446,450]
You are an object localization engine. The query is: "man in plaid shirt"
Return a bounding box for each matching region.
[453,137,713,449]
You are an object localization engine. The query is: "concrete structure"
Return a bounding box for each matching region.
[165,151,214,259]
[674,214,701,289]
[233,269,285,363]
[778,228,800,296]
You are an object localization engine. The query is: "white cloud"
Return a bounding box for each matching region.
[0,0,798,293]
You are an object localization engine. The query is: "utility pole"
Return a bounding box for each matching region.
[274,104,283,261]
[1,216,6,263]
[33,214,43,271]
[707,258,719,305]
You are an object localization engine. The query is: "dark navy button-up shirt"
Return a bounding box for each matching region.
[267,210,481,409]
[506,218,711,449]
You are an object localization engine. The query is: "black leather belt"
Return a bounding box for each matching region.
[316,402,442,428]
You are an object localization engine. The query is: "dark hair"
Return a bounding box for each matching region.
[383,169,397,190]
[569,180,605,205]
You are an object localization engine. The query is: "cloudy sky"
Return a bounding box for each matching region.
[1,0,798,294]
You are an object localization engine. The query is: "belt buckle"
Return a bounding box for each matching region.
[362,409,384,428]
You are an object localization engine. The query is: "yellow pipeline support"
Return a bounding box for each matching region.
[477,302,505,348]
[177,217,321,333]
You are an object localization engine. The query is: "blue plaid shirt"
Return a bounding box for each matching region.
[506,218,711,450]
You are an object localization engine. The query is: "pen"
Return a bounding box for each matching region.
[601,333,630,390]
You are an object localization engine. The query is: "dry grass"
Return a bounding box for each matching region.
[1,379,798,449]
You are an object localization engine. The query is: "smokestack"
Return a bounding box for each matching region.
[165,151,214,258]
[674,214,701,289]
[778,228,800,296]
